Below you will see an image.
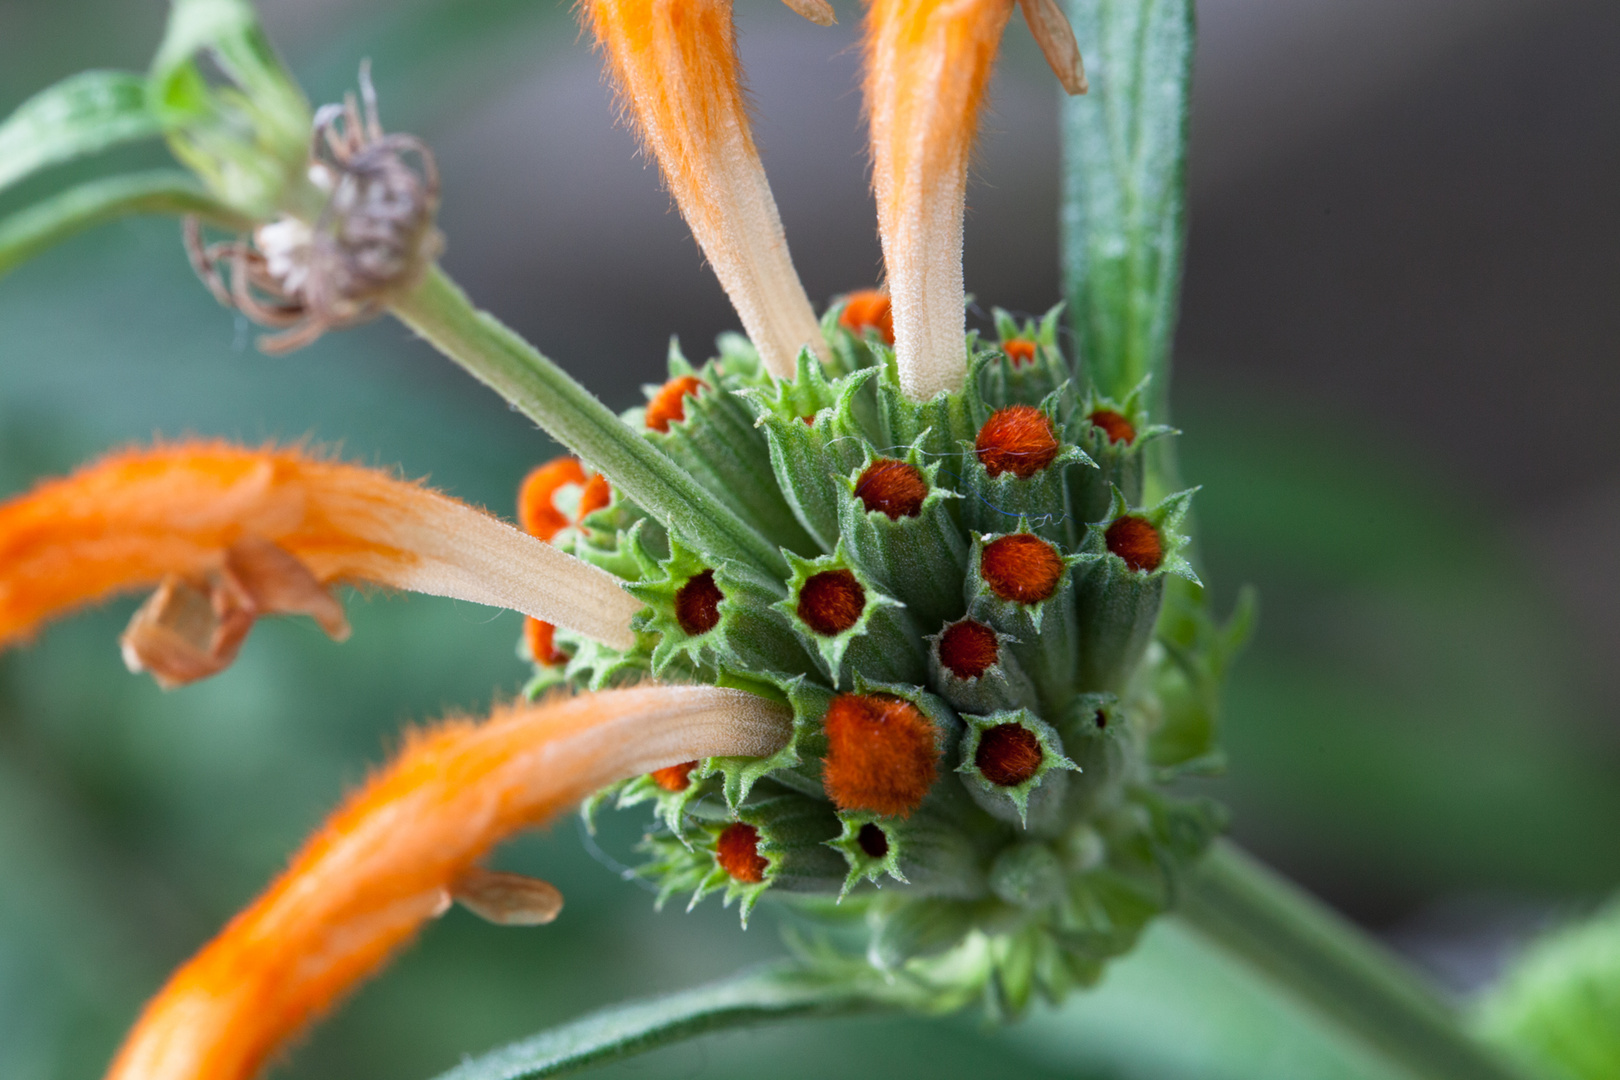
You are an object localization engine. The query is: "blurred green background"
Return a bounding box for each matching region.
[1,0,1617,1077]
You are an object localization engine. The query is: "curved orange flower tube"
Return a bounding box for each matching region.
[0,441,641,682]
[865,0,1015,401]
[585,0,826,379]
[106,684,793,1080]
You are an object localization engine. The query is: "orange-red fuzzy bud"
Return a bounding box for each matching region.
[937,619,999,679]
[645,375,706,433]
[980,534,1064,604]
[1105,516,1163,572]
[854,458,928,519]
[975,405,1060,479]
[975,722,1042,786]
[716,822,769,882]
[1088,409,1136,445]
[839,290,895,345]
[821,693,938,817]
[1002,338,1037,366]
[651,760,698,792]
[524,617,568,667]
[518,457,611,542]
[796,569,866,635]
[674,569,724,635]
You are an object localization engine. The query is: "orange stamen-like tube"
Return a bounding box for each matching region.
[105,685,792,1080]
[585,0,825,378]
[865,0,1014,400]
[0,441,640,656]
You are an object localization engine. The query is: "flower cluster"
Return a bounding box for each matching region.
[0,0,1242,1077]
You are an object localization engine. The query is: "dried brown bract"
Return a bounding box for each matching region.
[184,64,443,353]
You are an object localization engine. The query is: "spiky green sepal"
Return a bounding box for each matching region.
[956,710,1080,829]
[1072,487,1200,693]
[776,542,927,688]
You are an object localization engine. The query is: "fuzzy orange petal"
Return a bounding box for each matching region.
[105,685,792,1080]
[0,441,639,653]
[584,0,824,377]
[865,0,1014,400]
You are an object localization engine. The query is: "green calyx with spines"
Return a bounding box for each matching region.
[776,542,927,688]
[956,710,1080,830]
[529,305,1241,1015]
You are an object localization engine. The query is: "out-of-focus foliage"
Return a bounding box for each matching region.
[1478,901,1620,1080]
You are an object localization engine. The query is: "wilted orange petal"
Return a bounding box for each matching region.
[104,685,793,1080]
[865,0,1014,400]
[584,0,825,378]
[517,457,590,540]
[0,441,640,655]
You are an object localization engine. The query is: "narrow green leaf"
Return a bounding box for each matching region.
[0,170,249,280]
[0,71,163,197]
[1061,0,1195,417]
[428,962,888,1080]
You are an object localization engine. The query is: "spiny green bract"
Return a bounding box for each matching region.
[537,299,1240,1015]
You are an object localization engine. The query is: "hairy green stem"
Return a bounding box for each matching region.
[1179,841,1541,1080]
[390,266,791,584]
[429,961,897,1080]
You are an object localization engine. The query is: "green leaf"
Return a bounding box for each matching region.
[427,962,888,1080]
[1477,898,1620,1080]
[0,71,163,197]
[1061,0,1195,417]
[0,170,248,279]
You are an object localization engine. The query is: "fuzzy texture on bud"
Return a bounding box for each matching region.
[797,569,867,635]
[1105,516,1163,572]
[855,459,930,519]
[821,694,940,817]
[979,533,1065,604]
[976,405,1060,479]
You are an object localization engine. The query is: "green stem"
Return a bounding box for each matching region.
[390,266,790,584]
[1179,841,1540,1080]
[428,961,896,1080]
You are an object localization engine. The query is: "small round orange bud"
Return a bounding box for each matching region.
[975,405,1060,479]
[980,534,1065,604]
[645,375,706,433]
[651,760,698,793]
[518,456,588,540]
[797,569,866,635]
[579,473,612,517]
[854,459,928,519]
[674,570,724,635]
[937,619,999,679]
[716,822,769,883]
[857,822,889,859]
[1088,409,1136,445]
[822,694,938,817]
[838,290,894,345]
[1106,516,1163,572]
[1002,338,1037,366]
[524,617,568,666]
[975,723,1043,786]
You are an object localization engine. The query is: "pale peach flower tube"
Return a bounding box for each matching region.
[585,0,825,378]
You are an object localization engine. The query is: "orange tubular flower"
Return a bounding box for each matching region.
[864,0,1013,401]
[0,441,641,684]
[585,0,826,379]
[105,685,793,1080]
